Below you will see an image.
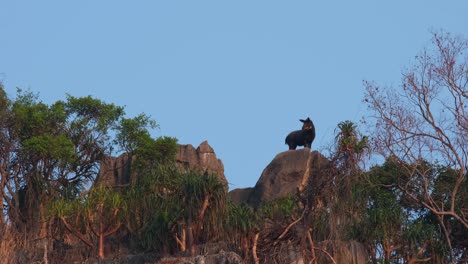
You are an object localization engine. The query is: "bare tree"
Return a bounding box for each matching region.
[364,30,467,262]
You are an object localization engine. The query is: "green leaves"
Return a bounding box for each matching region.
[65,95,124,131]
[0,86,178,241]
[336,120,369,155]
[227,202,258,234]
[22,134,75,162]
[115,114,156,153]
[50,197,82,219]
[114,114,178,170]
[260,196,298,221]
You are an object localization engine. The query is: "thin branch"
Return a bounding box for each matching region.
[313,246,337,264]
[103,222,121,237]
[273,209,305,246]
[60,217,93,248]
[307,229,317,264]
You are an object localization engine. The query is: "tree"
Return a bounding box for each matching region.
[355,160,450,263]
[172,171,227,256]
[335,120,369,173]
[0,85,180,261]
[51,186,127,259]
[114,114,178,170]
[0,90,125,235]
[226,201,260,262]
[124,164,181,253]
[364,30,467,263]
[327,121,369,241]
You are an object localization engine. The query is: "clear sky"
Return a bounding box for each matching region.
[1,1,468,190]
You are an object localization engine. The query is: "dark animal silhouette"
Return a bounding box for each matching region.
[285,117,316,150]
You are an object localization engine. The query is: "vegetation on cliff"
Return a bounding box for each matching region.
[0,30,466,263]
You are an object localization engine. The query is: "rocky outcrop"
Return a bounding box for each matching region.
[228,187,253,204]
[176,141,228,191]
[95,153,133,187]
[95,141,228,191]
[238,149,330,206]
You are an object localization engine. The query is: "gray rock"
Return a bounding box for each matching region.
[95,141,228,192]
[245,149,330,206]
[95,153,133,187]
[176,141,228,191]
[228,188,253,204]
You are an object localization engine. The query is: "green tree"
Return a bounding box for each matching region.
[51,186,127,259]
[173,171,227,255]
[335,120,369,171]
[226,201,260,261]
[0,85,181,261]
[124,164,181,253]
[114,114,178,174]
[328,121,369,241]
[10,92,124,233]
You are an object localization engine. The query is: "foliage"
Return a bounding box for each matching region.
[226,201,259,236]
[260,196,299,222]
[50,186,127,259]
[173,171,227,254]
[364,30,467,263]
[124,164,228,255]
[0,85,177,260]
[2,29,467,262]
[124,164,180,252]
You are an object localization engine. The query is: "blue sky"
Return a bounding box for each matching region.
[1,1,468,190]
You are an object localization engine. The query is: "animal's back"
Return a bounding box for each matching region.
[285,130,303,150]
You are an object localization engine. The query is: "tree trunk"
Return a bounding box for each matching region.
[252,233,259,264]
[99,214,105,259]
[187,218,195,256]
[242,235,249,260]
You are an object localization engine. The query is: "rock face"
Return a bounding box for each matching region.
[228,187,253,204]
[176,141,228,191]
[229,149,330,206]
[95,153,133,187]
[95,141,228,191]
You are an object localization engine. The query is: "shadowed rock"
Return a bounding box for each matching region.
[228,187,253,203]
[95,153,133,187]
[176,141,228,191]
[229,149,330,206]
[95,141,228,191]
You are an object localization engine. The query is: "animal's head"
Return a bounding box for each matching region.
[300,117,314,131]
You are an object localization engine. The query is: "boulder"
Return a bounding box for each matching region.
[228,187,253,204]
[95,141,228,191]
[241,149,330,206]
